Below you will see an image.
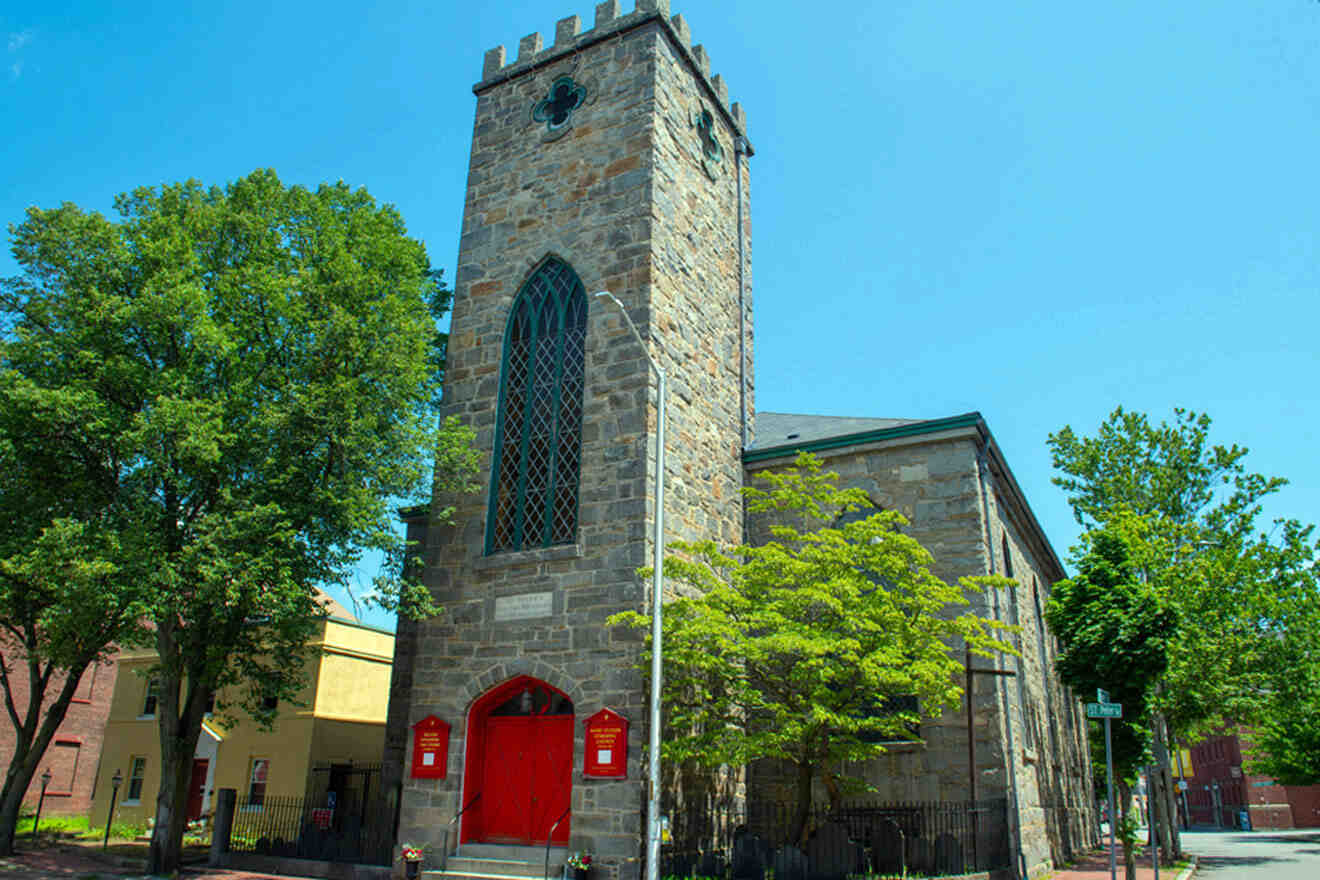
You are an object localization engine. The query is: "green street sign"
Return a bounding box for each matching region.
[1097,688,1110,704]
[1086,702,1122,719]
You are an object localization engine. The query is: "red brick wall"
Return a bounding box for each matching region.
[1186,732,1249,827]
[0,644,118,816]
[1186,728,1320,830]
[1285,785,1320,828]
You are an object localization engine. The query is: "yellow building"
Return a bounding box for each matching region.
[89,610,394,827]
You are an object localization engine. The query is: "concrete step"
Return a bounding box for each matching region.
[423,845,569,880]
[446,857,563,876]
[458,844,564,861]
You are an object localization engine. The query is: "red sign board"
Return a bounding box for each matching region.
[411,715,450,779]
[584,708,628,778]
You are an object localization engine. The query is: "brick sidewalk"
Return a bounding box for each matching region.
[0,843,323,880]
[1050,846,1196,880]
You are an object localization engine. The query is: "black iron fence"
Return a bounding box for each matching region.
[660,799,1010,879]
[230,793,394,866]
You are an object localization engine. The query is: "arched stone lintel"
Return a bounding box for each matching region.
[459,661,586,718]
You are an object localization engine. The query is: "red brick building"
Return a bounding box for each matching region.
[0,650,118,816]
[1185,730,1320,829]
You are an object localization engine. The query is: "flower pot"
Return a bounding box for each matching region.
[405,859,422,879]
[573,868,588,880]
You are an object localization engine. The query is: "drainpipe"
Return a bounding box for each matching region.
[734,135,749,452]
[977,441,1026,879]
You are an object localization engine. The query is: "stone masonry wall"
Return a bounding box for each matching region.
[393,3,752,875]
[981,458,1097,876]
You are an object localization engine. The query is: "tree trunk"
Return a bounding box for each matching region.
[147,631,210,875]
[790,761,814,847]
[823,769,844,813]
[1150,713,1182,859]
[0,656,90,855]
[1116,779,1136,880]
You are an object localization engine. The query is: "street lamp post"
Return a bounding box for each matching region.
[32,768,52,841]
[104,769,122,849]
[594,291,666,880]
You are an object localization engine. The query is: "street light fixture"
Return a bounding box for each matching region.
[104,769,123,849]
[32,768,52,841]
[594,290,666,880]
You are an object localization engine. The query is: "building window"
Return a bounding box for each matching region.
[47,741,80,795]
[126,756,147,803]
[247,758,270,807]
[1001,533,1014,578]
[72,664,97,703]
[532,75,587,132]
[140,679,160,717]
[486,257,588,553]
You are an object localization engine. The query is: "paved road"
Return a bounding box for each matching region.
[1182,828,1320,880]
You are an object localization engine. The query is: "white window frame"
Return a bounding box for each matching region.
[124,756,147,804]
[242,757,270,811]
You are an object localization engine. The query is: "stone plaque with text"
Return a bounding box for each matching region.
[494,591,554,621]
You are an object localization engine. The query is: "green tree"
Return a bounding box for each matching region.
[0,170,478,872]
[1048,407,1315,859]
[1242,523,1320,785]
[1046,521,1177,880]
[611,454,1014,844]
[0,507,149,855]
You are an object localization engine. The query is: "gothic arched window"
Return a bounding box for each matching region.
[486,257,588,553]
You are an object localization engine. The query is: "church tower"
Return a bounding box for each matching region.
[386,3,753,875]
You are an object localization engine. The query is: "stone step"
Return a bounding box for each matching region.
[423,845,569,880]
[458,844,565,861]
[446,857,563,876]
[423,871,557,880]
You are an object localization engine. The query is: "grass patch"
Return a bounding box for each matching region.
[16,813,91,836]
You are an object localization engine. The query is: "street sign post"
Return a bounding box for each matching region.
[1088,694,1124,880]
[1146,764,1160,880]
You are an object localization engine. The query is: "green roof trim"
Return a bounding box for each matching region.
[742,412,983,464]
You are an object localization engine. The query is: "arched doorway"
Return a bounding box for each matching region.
[462,676,574,845]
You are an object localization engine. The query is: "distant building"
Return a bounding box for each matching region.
[89,613,393,827]
[0,642,117,816]
[1186,730,1320,829]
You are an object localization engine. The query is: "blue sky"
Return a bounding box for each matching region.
[5,1,1319,630]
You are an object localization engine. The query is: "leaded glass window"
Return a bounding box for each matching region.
[486,258,588,553]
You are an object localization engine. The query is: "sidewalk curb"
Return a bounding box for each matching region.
[1175,854,1198,880]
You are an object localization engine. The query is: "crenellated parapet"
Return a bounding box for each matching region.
[476,0,751,147]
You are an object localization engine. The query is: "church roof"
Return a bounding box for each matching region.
[744,410,1066,580]
[751,412,927,448]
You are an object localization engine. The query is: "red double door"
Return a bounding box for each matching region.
[478,714,573,844]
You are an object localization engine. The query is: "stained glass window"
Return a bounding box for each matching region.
[486,257,588,553]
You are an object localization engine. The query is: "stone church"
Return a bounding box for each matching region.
[381,2,1096,878]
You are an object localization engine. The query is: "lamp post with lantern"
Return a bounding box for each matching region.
[103,769,122,848]
[31,768,52,841]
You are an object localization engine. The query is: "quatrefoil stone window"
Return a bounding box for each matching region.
[691,104,724,179]
[532,76,587,133]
